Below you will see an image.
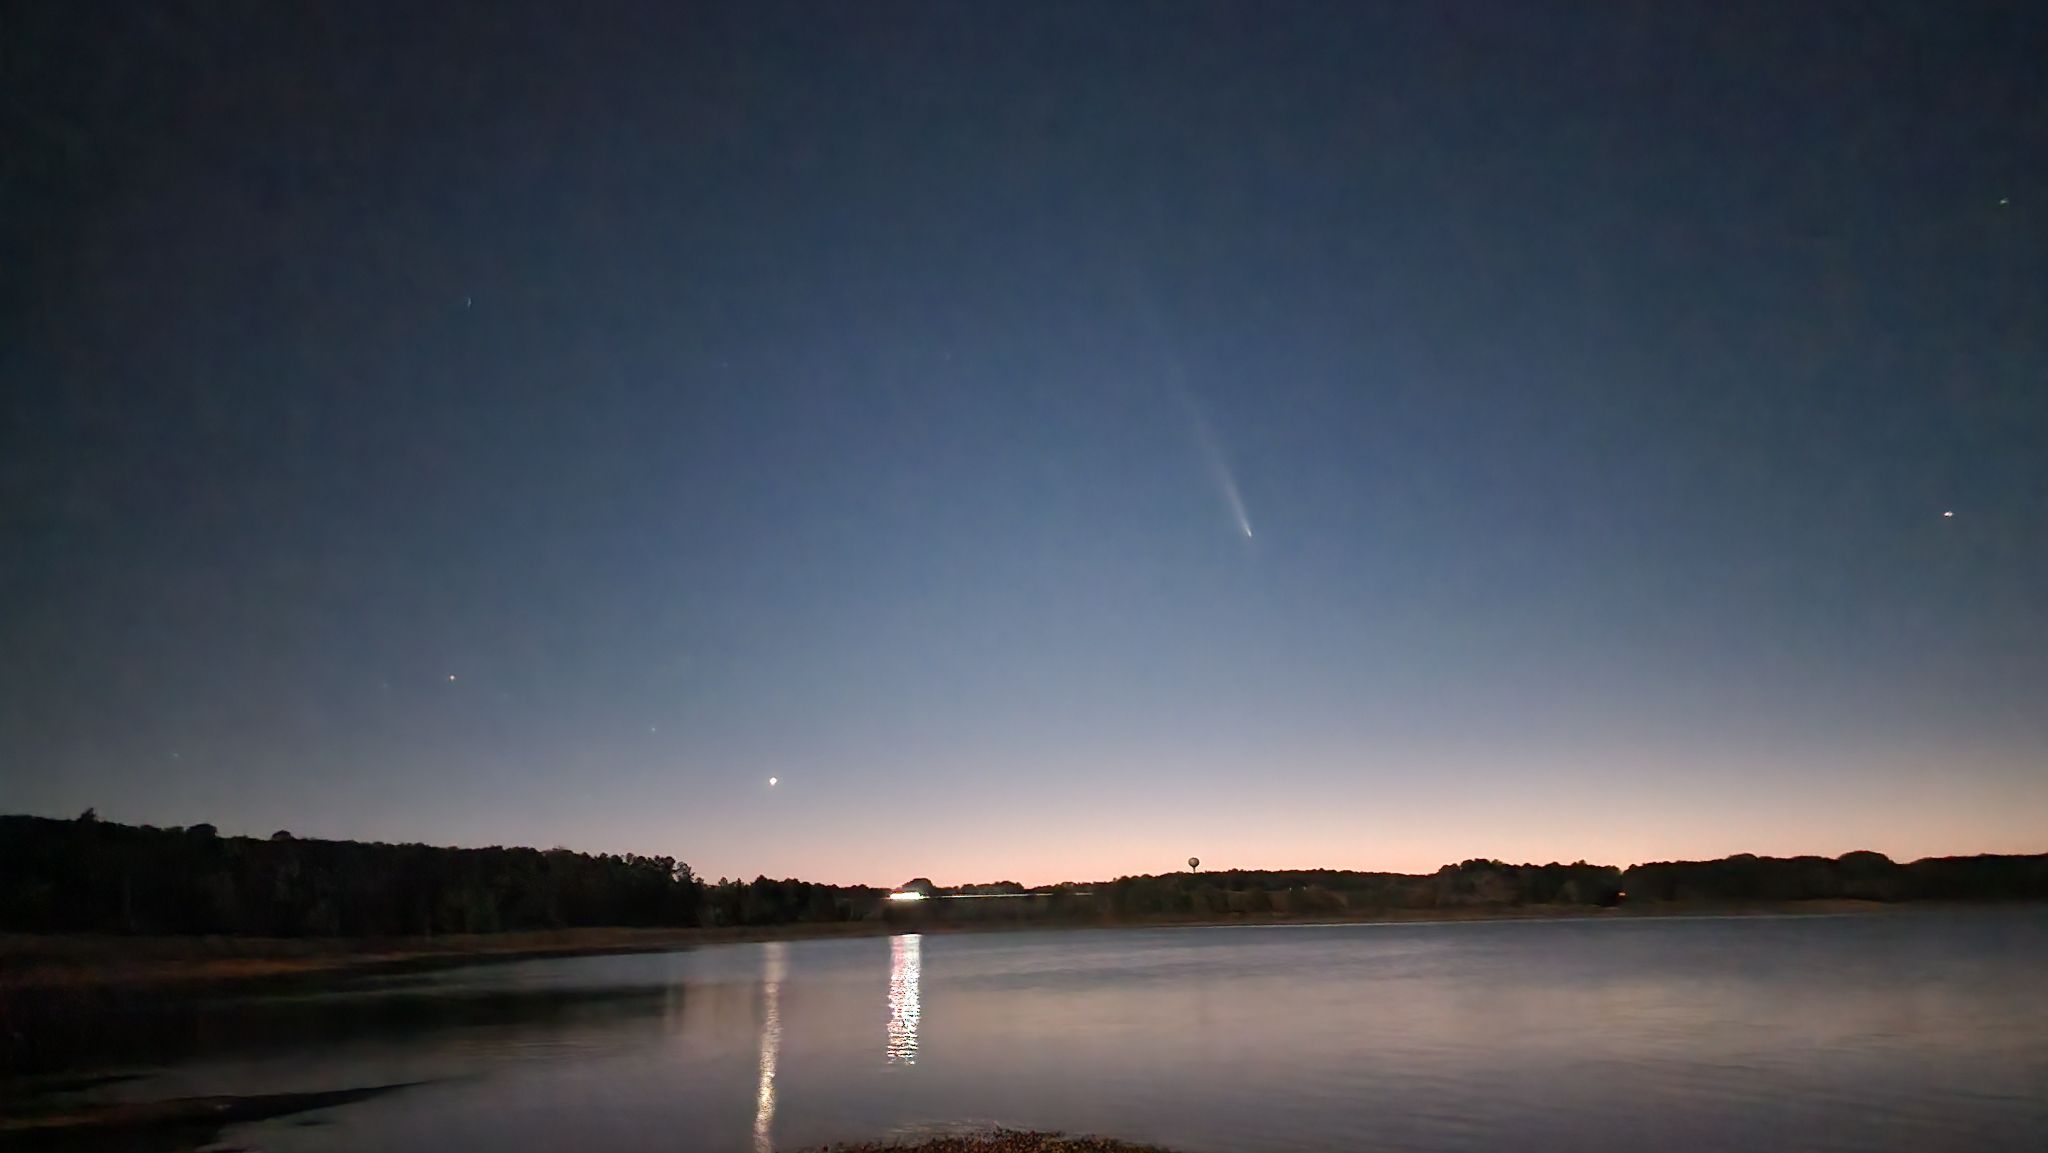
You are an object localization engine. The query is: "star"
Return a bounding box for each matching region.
[768,776,779,787]
[448,673,458,681]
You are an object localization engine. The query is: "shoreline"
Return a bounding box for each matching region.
[798,1135,1169,1153]
[0,898,1954,995]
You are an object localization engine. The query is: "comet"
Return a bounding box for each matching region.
[1117,258,1256,542]
[1185,395,1255,540]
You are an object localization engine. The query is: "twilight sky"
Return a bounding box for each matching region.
[5,2,2045,885]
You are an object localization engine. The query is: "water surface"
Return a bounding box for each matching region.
[57,909,2048,1151]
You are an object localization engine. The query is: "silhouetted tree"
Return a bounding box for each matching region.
[5,815,2041,939]
[0,816,707,936]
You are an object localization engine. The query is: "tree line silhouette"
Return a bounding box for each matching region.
[3,813,2043,937]
[1,813,709,936]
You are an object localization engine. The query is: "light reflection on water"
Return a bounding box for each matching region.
[65,909,2048,1153]
[887,933,921,1065]
[754,941,786,1153]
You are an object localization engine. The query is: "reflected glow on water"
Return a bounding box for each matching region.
[754,941,786,1153]
[887,933,920,1065]
[69,911,2048,1153]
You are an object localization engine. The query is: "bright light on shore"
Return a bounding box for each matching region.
[887,891,927,902]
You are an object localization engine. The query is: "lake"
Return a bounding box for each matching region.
[41,909,2048,1152]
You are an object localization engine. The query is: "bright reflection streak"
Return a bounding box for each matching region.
[887,890,926,902]
[754,941,786,1153]
[887,933,921,1065]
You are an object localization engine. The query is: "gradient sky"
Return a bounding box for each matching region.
[6,2,2045,886]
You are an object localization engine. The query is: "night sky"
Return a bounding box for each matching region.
[5,2,2045,885]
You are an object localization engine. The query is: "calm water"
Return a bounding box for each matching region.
[59,910,2048,1151]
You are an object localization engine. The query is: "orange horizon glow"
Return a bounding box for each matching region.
[56,741,2047,892]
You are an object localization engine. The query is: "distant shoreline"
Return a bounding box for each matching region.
[0,897,1987,996]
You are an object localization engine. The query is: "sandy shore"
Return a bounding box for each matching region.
[0,899,1903,995]
[0,921,887,992]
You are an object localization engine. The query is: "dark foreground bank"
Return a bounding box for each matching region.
[2,1089,1161,1153]
[1,1078,1162,1153]
[0,1080,421,1153]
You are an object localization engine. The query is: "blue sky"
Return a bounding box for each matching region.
[6,2,2045,883]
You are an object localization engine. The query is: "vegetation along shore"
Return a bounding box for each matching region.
[5,810,2044,1001]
